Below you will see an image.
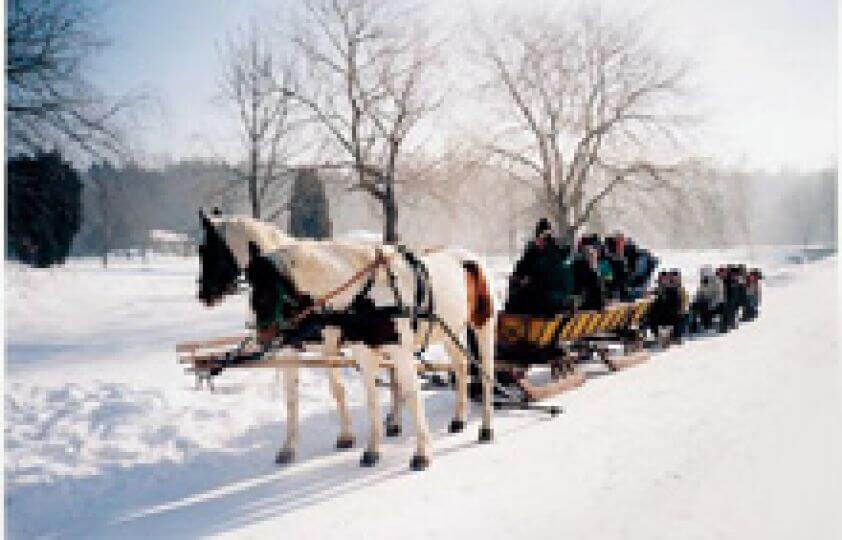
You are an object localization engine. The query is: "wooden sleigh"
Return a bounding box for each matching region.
[495,297,653,401]
[177,298,653,405]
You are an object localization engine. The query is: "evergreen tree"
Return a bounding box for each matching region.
[289,169,332,239]
[7,152,82,267]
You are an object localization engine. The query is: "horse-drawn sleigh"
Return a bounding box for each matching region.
[179,212,660,470]
[493,298,652,401]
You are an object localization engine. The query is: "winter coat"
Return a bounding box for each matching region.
[679,286,690,314]
[611,255,628,292]
[629,250,657,288]
[651,283,688,325]
[508,237,574,314]
[573,255,606,311]
[598,258,614,286]
[695,275,724,307]
[746,279,761,305]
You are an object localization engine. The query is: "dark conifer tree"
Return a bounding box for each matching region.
[289,169,331,239]
[7,152,82,267]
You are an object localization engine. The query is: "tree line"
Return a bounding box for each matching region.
[5,0,837,267]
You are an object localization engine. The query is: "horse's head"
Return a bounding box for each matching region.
[197,210,241,306]
[197,210,298,306]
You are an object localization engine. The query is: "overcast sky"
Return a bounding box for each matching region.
[91,0,837,171]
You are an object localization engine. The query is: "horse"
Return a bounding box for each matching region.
[198,211,496,470]
[198,210,358,454]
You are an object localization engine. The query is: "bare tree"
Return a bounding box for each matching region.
[477,8,697,243]
[283,0,442,242]
[6,0,135,158]
[218,21,302,220]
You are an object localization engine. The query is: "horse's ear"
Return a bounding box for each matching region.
[199,208,211,229]
[248,240,261,260]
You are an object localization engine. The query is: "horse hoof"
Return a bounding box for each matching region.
[360,450,380,467]
[275,448,295,465]
[448,419,466,433]
[478,426,494,443]
[336,435,355,450]
[385,424,402,437]
[410,454,430,471]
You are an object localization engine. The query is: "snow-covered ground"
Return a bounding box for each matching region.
[4,248,841,539]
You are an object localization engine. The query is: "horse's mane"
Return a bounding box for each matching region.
[237,216,293,251]
[207,214,294,268]
[216,215,292,245]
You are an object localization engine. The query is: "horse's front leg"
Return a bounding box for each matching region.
[275,364,300,464]
[322,327,355,449]
[390,318,431,470]
[351,344,383,467]
[327,367,355,449]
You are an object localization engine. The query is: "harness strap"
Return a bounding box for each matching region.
[290,247,394,327]
[396,245,434,356]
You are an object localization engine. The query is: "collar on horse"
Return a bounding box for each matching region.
[263,245,436,351]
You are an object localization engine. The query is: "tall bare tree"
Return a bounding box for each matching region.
[477,8,697,243]
[6,0,134,158]
[284,0,442,242]
[218,21,301,220]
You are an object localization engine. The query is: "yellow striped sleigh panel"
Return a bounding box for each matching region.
[498,297,654,348]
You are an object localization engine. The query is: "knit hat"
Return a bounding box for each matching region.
[535,218,552,237]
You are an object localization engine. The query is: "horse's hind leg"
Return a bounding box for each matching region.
[444,340,468,433]
[472,322,495,443]
[322,327,355,449]
[385,365,403,437]
[276,365,299,464]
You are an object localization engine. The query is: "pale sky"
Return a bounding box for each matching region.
[91,0,837,171]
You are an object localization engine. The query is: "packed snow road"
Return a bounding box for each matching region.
[4,250,841,539]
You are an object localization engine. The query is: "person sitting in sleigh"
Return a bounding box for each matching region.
[506,218,575,315]
[649,269,689,343]
[689,265,724,334]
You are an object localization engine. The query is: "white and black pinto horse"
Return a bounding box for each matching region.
[198,211,496,470]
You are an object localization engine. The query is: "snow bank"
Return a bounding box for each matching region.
[4,248,840,538]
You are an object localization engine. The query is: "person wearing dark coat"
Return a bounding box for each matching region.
[743,268,762,320]
[689,265,724,333]
[670,269,690,340]
[648,269,688,341]
[507,218,574,315]
[572,243,606,311]
[718,265,739,332]
[625,241,658,300]
[734,264,752,321]
[604,233,629,301]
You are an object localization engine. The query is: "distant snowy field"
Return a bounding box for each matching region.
[4,247,841,539]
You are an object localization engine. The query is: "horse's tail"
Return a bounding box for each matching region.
[462,259,494,328]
